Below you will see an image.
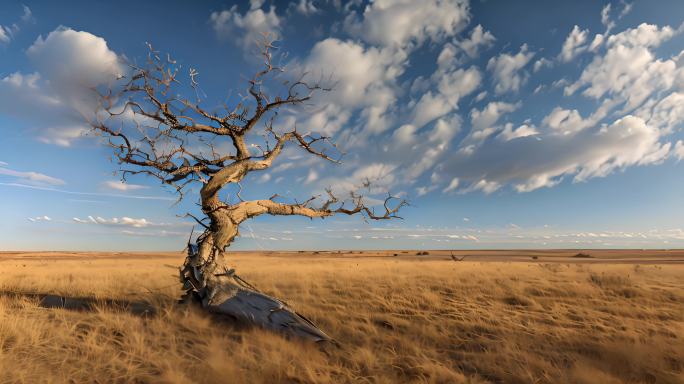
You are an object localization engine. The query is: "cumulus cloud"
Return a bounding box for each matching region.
[392,115,462,182]
[27,28,124,93]
[541,107,594,135]
[210,0,281,50]
[455,24,495,58]
[344,0,469,51]
[471,101,520,132]
[437,24,495,66]
[0,163,65,186]
[296,38,402,136]
[487,44,534,94]
[0,27,124,147]
[533,57,553,72]
[411,66,481,128]
[559,25,589,62]
[565,23,678,113]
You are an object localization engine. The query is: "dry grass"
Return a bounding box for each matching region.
[0,251,683,383]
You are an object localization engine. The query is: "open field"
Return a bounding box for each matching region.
[0,250,682,383]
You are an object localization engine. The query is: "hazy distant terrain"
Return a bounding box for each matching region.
[0,250,682,383]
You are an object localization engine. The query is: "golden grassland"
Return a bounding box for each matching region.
[0,250,682,384]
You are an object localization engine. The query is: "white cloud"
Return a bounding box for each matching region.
[442,177,460,193]
[320,162,397,197]
[258,173,272,183]
[121,229,188,237]
[411,66,481,128]
[298,38,401,136]
[38,127,89,147]
[588,33,605,51]
[487,44,534,94]
[464,179,501,194]
[601,4,615,33]
[344,0,470,51]
[437,66,482,103]
[72,216,163,228]
[210,0,281,50]
[445,115,669,193]
[446,24,495,61]
[499,123,539,141]
[292,0,319,15]
[27,216,51,223]
[533,58,553,72]
[0,163,65,186]
[0,27,124,147]
[416,185,437,196]
[541,107,593,135]
[646,92,684,134]
[102,181,148,192]
[601,2,634,35]
[675,141,684,161]
[27,28,124,92]
[471,101,520,132]
[606,22,676,48]
[304,169,318,184]
[559,25,589,62]
[0,182,174,201]
[565,23,679,112]
[619,2,633,19]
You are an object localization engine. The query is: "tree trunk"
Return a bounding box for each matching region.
[179,230,332,343]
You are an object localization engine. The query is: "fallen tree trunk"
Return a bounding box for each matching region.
[179,239,332,343]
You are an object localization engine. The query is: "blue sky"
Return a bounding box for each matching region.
[1,0,684,251]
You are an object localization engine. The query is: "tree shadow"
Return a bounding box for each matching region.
[0,290,157,316]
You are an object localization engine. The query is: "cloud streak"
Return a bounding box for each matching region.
[0,182,175,201]
[0,163,65,186]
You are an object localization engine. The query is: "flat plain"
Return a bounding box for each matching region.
[0,249,682,383]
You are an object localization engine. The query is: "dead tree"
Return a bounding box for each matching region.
[89,41,406,342]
